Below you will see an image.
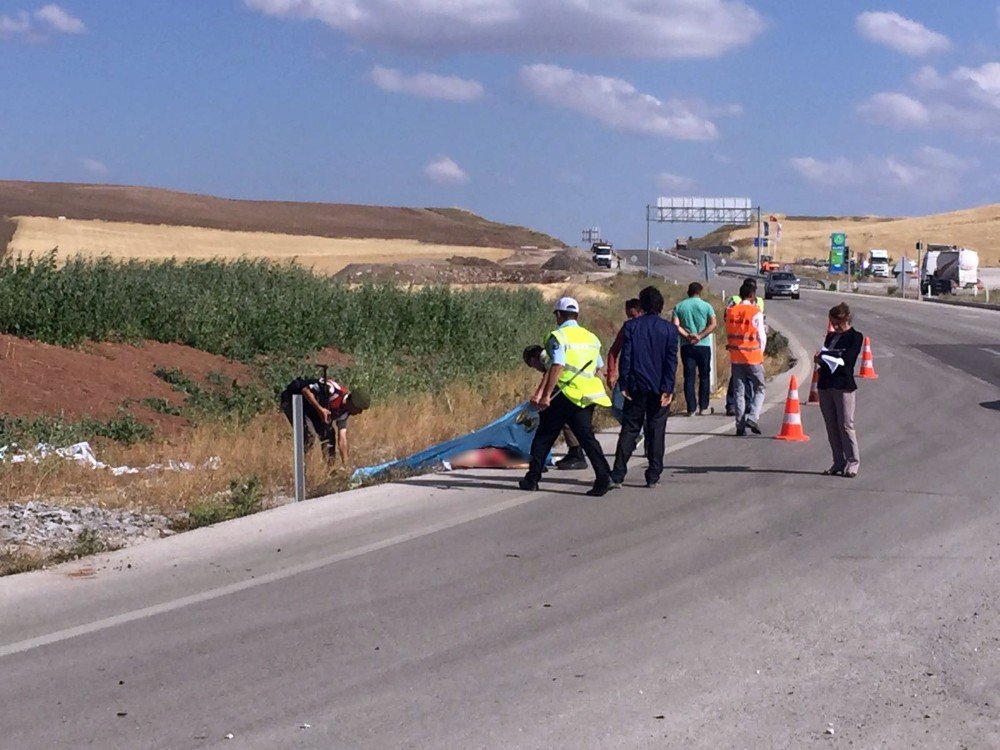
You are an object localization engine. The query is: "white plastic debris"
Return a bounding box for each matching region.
[224,733,235,740]
[825,724,835,736]
[0,441,220,476]
[300,723,312,729]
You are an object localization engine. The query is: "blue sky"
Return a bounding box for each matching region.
[1,2,998,247]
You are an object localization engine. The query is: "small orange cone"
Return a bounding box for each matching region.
[775,375,810,442]
[803,359,820,405]
[858,336,879,379]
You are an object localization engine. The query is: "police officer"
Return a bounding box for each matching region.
[519,297,614,496]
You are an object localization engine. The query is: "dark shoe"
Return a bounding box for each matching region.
[555,456,588,470]
[745,419,762,435]
[821,466,845,476]
[518,478,539,491]
[725,408,736,417]
[736,425,746,437]
[586,481,615,497]
[843,470,858,478]
[645,480,659,489]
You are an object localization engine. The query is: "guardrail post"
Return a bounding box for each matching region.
[292,394,306,503]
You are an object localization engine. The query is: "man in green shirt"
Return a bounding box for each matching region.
[672,282,718,416]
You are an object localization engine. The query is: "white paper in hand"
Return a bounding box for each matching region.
[820,347,844,373]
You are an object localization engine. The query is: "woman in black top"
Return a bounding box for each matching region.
[815,302,864,477]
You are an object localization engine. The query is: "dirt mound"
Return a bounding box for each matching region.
[0,181,567,250]
[449,256,499,267]
[0,336,254,433]
[333,263,571,285]
[541,249,599,272]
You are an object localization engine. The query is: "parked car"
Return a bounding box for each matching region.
[765,271,800,300]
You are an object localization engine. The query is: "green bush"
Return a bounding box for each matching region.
[174,475,265,530]
[0,253,552,399]
[0,412,154,447]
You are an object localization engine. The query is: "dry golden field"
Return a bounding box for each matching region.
[725,204,1000,265]
[9,217,513,274]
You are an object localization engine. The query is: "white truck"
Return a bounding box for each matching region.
[868,248,890,278]
[920,244,980,295]
[591,242,614,269]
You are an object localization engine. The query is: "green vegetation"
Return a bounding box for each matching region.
[152,368,271,424]
[53,529,118,562]
[173,475,265,530]
[0,253,552,398]
[0,412,154,447]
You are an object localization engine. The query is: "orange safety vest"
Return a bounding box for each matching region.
[725,303,764,365]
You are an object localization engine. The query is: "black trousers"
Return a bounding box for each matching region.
[280,395,335,459]
[525,393,611,485]
[680,344,712,413]
[612,392,669,484]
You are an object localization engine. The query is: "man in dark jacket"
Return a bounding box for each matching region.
[610,286,679,489]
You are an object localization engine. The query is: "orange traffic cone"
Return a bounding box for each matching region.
[858,336,879,379]
[775,375,810,442]
[803,360,820,405]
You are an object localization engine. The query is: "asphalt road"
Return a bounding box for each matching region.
[2,287,999,748]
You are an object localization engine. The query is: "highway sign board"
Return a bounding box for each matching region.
[830,232,846,273]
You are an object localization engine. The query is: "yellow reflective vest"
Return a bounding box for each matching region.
[549,325,612,408]
[728,294,765,311]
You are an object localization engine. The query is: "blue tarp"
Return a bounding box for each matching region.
[351,402,542,484]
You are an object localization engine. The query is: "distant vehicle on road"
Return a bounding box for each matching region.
[759,255,780,273]
[591,242,614,269]
[764,271,800,300]
[867,248,890,278]
[920,245,979,295]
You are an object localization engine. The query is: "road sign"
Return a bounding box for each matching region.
[753,237,769,248]
[830,232,846,273]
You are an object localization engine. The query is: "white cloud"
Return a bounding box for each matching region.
[370,66,484,101]
[859,62,1000,139]
[0,4,85,39]
[424,156,468,184]
[519,64,736,141]
[856,92,929,127]
[0,12,32,37]
[855,11,949,57]
[35,4,85,34]
[80,158,109,177]
[789,147,975,198]
[657,172,696,191]
[245,0,764,59]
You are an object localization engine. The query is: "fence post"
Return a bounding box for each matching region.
[292,394,306,503]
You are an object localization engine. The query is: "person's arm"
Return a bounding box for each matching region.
[696,312,718,342]
[618,323,633,398]
[660,323,678,405]
[606,326,624,386]
[842,330,863,371]
[754,311,767,355]
[532,365,563,410]
[300,385,330,424]
[672,311,691,339]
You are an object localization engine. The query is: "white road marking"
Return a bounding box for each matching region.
[980,347,1000,359]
